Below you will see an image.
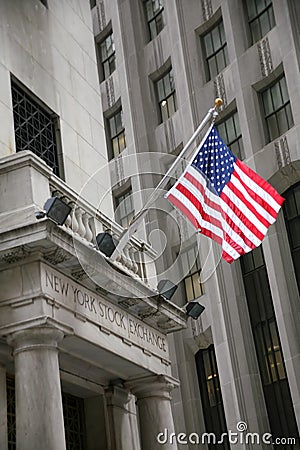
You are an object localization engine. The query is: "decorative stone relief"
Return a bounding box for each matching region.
[214,74,227,109]
[274,135,291,169]
[97,0,106,33]
[258,37,273,77]
[0,246,30,264]
[115,153,125,188]
[105,77,115,108]
[201,0,213,22]
[44,248,71,265]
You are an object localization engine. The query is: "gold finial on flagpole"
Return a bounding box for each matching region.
[214,98,223,109]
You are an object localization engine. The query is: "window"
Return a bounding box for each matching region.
[180,246,204,301]
[144,0,164,40]
[156,69,177,123]
[261,75,293,143]
[7,376,16,450]
[11,80,63,178]
[195,346,229,448]
[39,0,48,7]
[62,392,86,450]
[98,31,116,81]
[90,0,96,7]
[245,0,275,44]
[108,109,126,159]
[241,246,299,444]
[217,111,244,160]
[203,20,229,81]
[283,183,300,293]
[114,187,134,228]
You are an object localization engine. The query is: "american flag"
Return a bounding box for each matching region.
[165,126,285,263]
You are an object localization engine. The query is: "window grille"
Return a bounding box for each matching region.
[217,111,244,160]
[180,246,204,301]
[98,32,116,81]
[283,183,300,293]
[195,345,229,448]
[203,20,229,81]
[241,246,299,445]
[261,75,293,143]
[114,187,134,228]
[108,109,126,159]
[245,0,275,44]
[144,0,164,40]
[62,392,86,450]
[11,81,62,177]
[156,69,177,123]
[7,376,16,450]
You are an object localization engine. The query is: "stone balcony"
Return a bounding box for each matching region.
[0,151,187,334]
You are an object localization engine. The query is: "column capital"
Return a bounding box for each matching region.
[105,385,131,408]
[125,374,179,400]
[6,318,72,355]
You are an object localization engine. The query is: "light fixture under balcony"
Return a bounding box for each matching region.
[157,279,178,300]
[35,197,72,225]
[185,301,205,320]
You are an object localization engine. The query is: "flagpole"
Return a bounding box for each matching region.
[110,98,223,261]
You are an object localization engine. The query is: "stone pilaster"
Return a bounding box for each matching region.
[7,326,66,450]
[126,375,179,450]
[105,385,140,450]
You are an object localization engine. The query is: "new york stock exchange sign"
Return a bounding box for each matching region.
[41,264,168,360]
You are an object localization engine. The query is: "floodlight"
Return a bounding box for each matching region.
[157,280,178,300]
[35,197,72,225]
[96,232,118,257]
[185,301,205,319]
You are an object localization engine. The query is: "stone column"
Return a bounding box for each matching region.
[105,385,140,450]
[7,327,66,450]
[0,365,8,450]
[126,375,179,450]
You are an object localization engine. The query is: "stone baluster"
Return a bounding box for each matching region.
[82,212,93,242]
[75,208,85,238]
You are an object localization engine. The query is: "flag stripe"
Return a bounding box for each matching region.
[226,177,273,228]
[233,163,280,219]
[165,126,284,263]
[166,189,224,241]
[235,159,284,210]
[220,191,266,241]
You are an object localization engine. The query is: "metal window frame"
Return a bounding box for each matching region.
[203,20,228,81]
[156,69,177,123]
[108,109,126,159]
[246,0,275,44]
[144,0,164,40]
[114,185,135,228]
[261,75,293,143]
[99,32,116,81]
[11,77,65,179]
[216,110,244,160]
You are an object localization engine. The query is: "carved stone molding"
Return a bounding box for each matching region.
[105,77,115,108]
[96,0,106,33]
[44,248,71,266]
[118,298,140,309]
[0,246,30,264]
[214,73,227,109]
[201,0,213,22]
[274,135,290,169]
[258,37,273,77]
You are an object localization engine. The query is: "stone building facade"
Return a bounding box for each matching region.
[0,0,300,449]
[92,0,300,449]
[0,1,186,449]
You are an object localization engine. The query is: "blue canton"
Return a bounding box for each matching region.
[192,126,236,196]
